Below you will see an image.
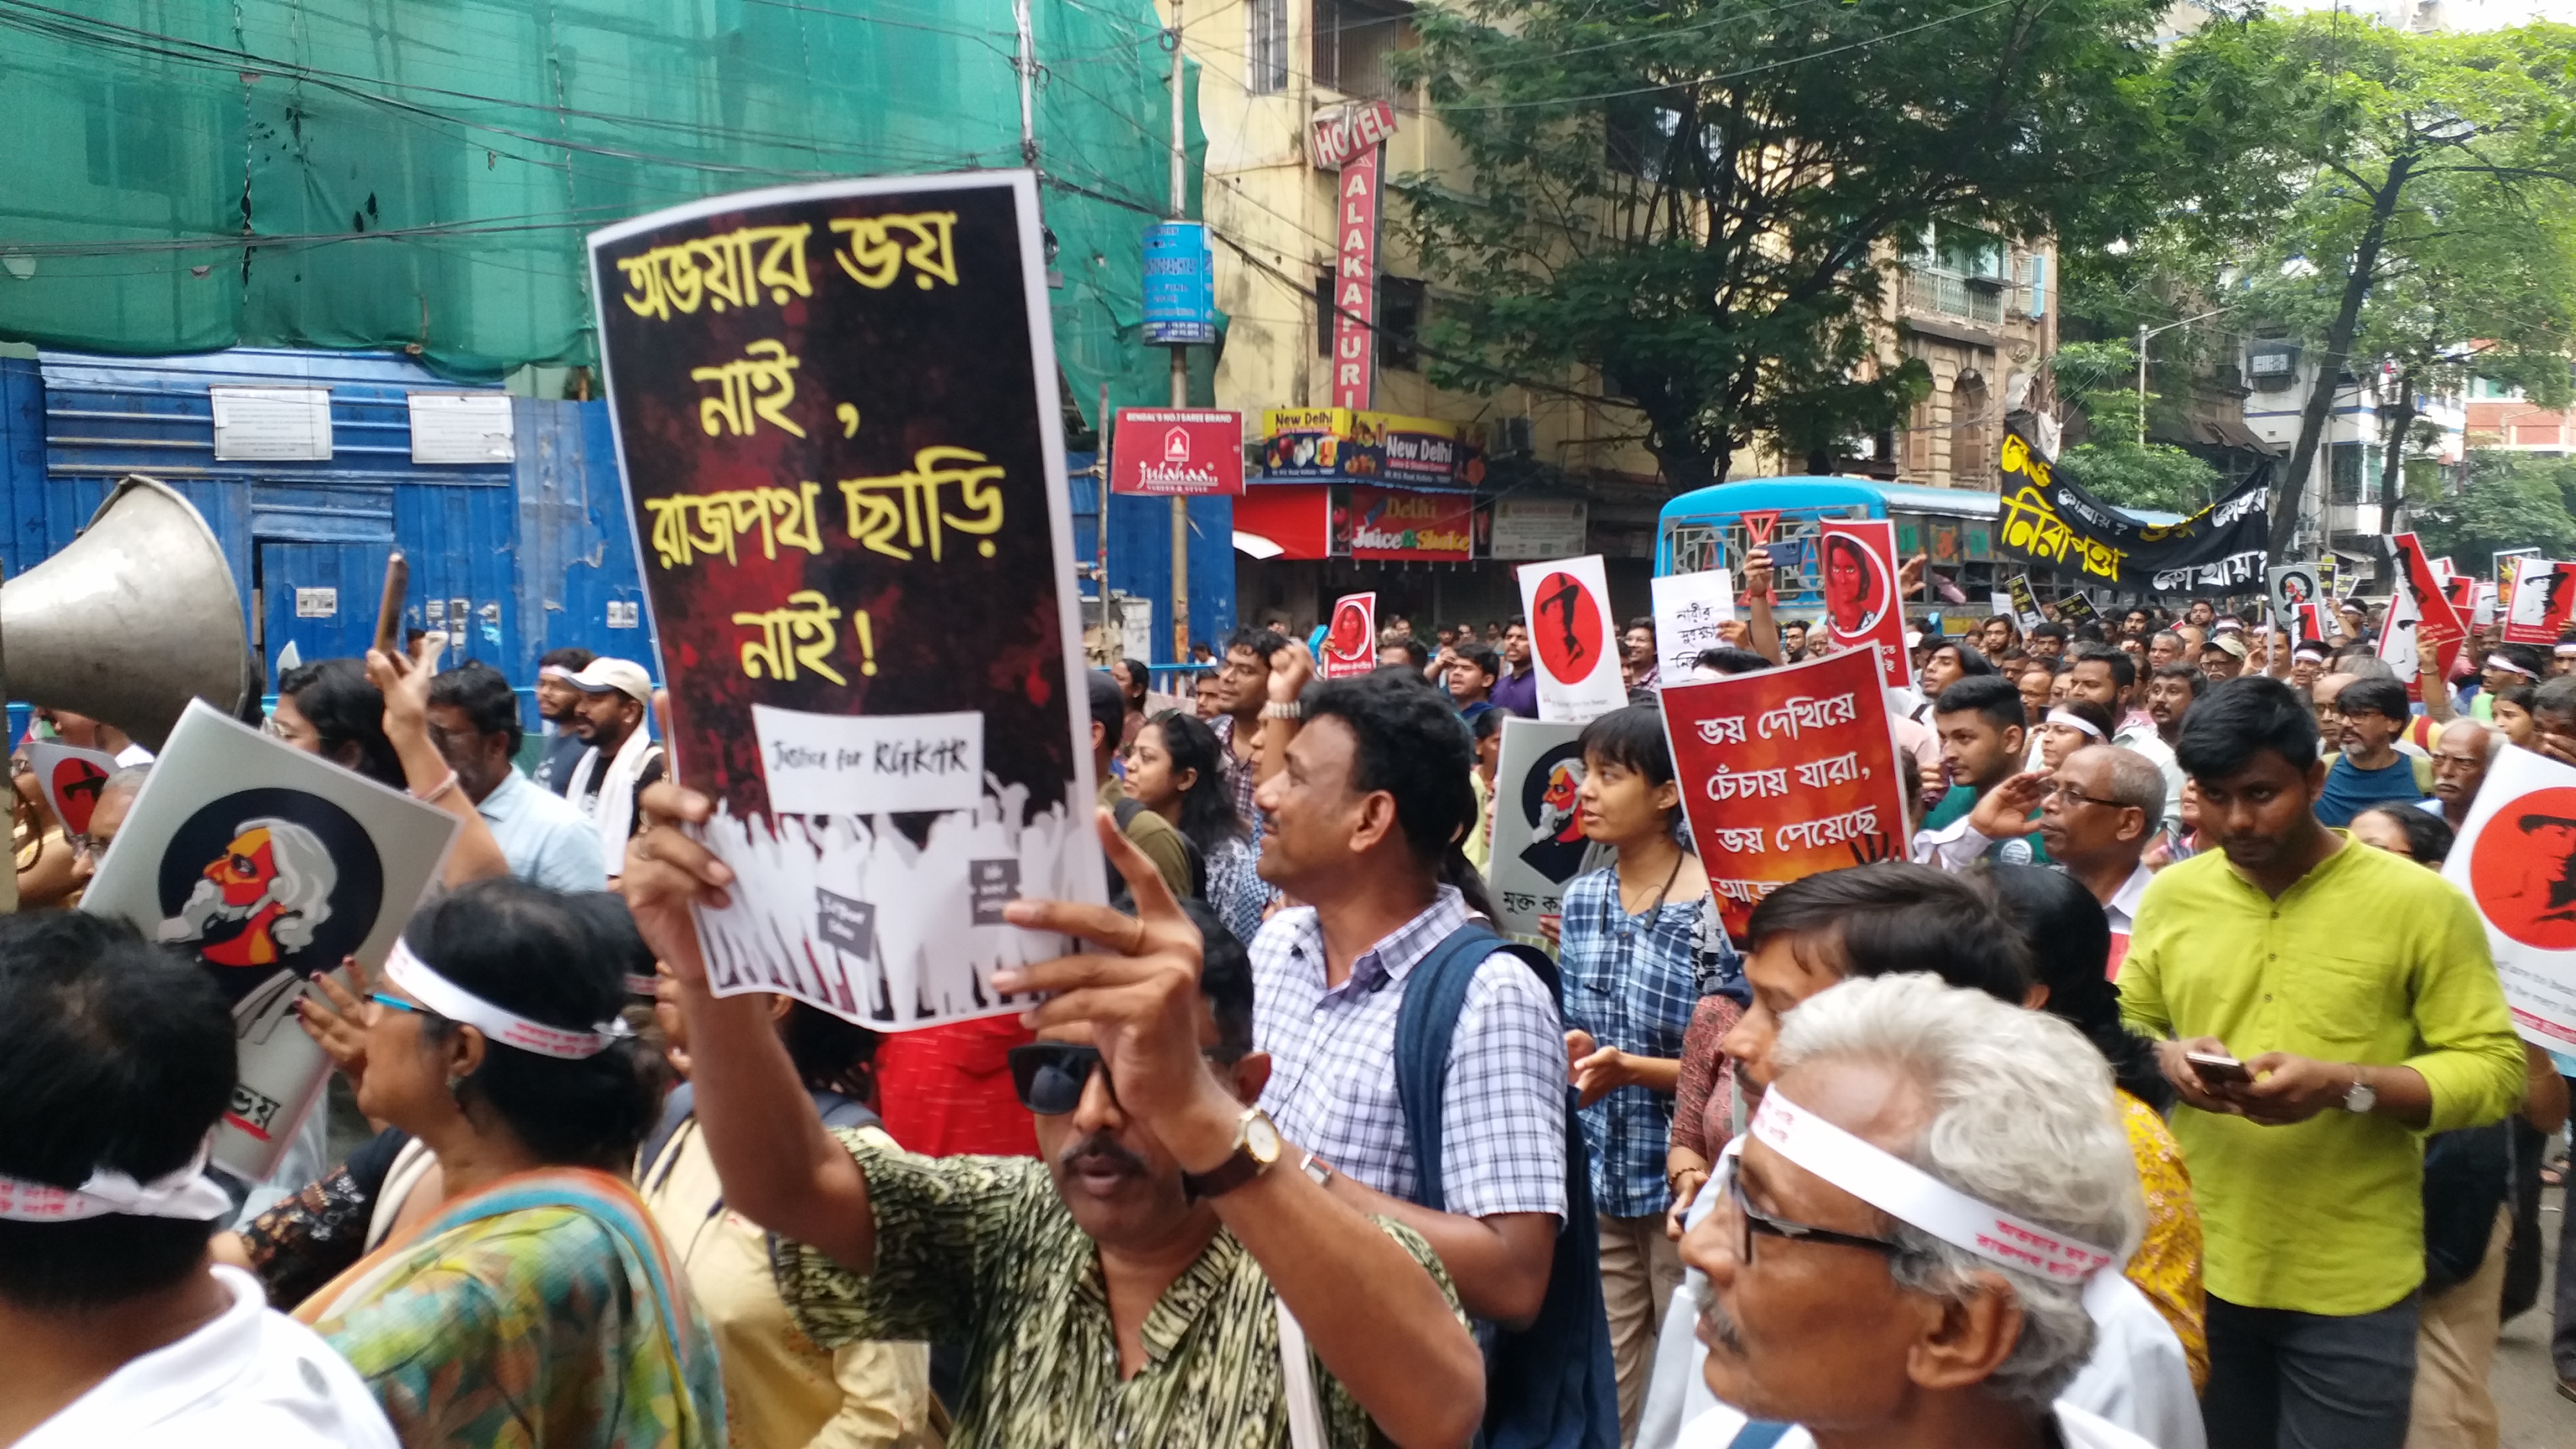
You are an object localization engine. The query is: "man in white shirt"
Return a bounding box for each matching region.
[2033,745,2163,970]
[1673,974,2168,1449]
[0,911,394,1449]
[427,661,608,892]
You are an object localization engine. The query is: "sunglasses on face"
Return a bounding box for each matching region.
[1005,1040,1240,1115]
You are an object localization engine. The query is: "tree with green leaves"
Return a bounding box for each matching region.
[2142,17,2576,555]
[2407,450,2576,563]
[1388,0,2175,491]
[2047,339,2225,513]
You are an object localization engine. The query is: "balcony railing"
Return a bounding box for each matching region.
[1901,267,2004,325]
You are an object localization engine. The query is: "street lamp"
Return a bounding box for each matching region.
[2135,307,2232,446]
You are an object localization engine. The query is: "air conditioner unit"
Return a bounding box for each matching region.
[1487,415,1535,457]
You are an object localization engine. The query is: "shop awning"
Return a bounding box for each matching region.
[1233,529,1285,559]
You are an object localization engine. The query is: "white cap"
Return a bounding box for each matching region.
[565,657,652,704]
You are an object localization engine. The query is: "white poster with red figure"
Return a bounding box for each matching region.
[28,741,119,841]
[1320,591,1377,679]
[1484,718,1604,940]
[2506,560,2576,645]
[79,700,460,1178]
[2443,745,2576,1053]
[1662,649,1910,939]
[1517,553,1626,722]
[1820,518,1910,689]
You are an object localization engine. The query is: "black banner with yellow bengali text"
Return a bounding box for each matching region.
[1996,425,2270,594]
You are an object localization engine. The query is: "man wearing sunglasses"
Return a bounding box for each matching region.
[1677,974,2162,1449]
[623,789,1486,1449]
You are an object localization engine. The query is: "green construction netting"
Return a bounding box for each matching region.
[0,0,1204,415]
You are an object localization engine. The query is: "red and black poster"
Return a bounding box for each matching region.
[1819,518,1910,689]
[1661,650,1909,938]
[1321,591,1377,678]
[589,172,1101,1031]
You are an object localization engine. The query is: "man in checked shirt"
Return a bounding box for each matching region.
[1249,651,1569,1330]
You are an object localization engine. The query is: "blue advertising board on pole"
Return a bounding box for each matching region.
[1142,221,1216,345]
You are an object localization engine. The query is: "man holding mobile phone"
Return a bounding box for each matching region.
[2116,677,2525,1449]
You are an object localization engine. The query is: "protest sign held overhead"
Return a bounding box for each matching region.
[2444,746,2576,1057]
[1661,650,1909,938]
[29,741,119,839]
[2266,564,2319,628]
[1649,568,1735,680]
[1819,519,1909,689]
[1516,553,1625,722]
[1320,591,1377,678]
[2006,574,2044,630]
[2056,590,2101,628]
[2390,532,2468,650]
[79,700,459,1178]
[2506,560,2576,644]
[1485,718,1604,940]
[589,171,1102,1033]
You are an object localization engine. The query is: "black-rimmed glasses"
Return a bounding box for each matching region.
[1712,1146,1905,1263]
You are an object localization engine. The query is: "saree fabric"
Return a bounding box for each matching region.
[297,1165,724,1449]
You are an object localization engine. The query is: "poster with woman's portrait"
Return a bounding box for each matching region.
[79,701,460,1179]
[1819,519,1910,688]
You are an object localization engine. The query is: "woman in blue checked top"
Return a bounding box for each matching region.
[1556,702,1717,1442]
[1126,709,1270,946]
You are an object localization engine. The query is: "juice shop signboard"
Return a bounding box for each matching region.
[1332,486,1473,561]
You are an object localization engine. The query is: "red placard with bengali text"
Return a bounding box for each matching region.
[2391,531,2467,650]
[1321,591,1376,678]
[1663,649,1910,937]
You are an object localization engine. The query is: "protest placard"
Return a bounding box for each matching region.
[28,741,119,839]
[1661,649,1909,937]
[1649,568,1735,680]
[2390,532,2467,650]
[2057,590,2101,627]
[589,171,1104,1032]
[2006,574,2044,630]
[1818,519,1909,689]
[2266,563,2319,629]
[1996,423,2269,591]
[79,700,459,1178]
[1320,591,1377,679]
[2506,560,2576,645]
[1485,718,1603,939]
[2443,746,2576,1055]
[1516,553,1625,721]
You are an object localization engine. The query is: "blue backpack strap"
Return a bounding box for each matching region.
[1730,1422,1797,1449]
[1393,924,1616,1449]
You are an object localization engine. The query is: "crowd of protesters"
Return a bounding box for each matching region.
[5,554,2576,1449]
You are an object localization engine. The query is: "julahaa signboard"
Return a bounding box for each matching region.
[588,170,1105,1032]
[1110,409,1244,496]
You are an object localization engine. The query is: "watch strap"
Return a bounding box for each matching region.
[1183,1107,1277,1200]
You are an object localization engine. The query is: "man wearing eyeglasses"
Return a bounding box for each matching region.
[64,765,149,895]
[623,793,1486,1449]
[2035,746,2166,969]
[1678,975,2163,1449]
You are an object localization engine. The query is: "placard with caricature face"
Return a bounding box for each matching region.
[79,701,458,1179]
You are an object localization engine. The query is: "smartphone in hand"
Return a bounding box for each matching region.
[2185,1050,2253,1087]
[373,551,409,657]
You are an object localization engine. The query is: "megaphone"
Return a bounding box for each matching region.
[3,475,249,751]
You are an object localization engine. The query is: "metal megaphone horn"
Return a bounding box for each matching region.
[3,475,250,751]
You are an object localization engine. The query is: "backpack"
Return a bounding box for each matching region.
[1394,922,1621,1449]
[1108,795,1206,906]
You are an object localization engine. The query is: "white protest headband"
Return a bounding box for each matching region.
[1747,1088,2116,1289]
[2044,708,2105,740]
[0,1138,231,1224]
[2558,642,2576,659]
[539,664,580,683]
[2487,653,2539,679]
[383,938,633,1061]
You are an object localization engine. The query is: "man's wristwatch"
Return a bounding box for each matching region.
[2342,1074,2378,1115]
[1183,1106,1284,1200]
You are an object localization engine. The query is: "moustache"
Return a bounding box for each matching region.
[1699,1295,1748,1356]
[1059,1132,1149,1177]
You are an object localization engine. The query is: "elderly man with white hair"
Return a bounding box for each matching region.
[1677,973,2159,1449]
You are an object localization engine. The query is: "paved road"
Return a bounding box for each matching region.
[2498,1186,2569,1449]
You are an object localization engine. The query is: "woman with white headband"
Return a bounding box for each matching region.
[2038,698,2117,774]
[290,878,723,1448]
[0,911,394,1447]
